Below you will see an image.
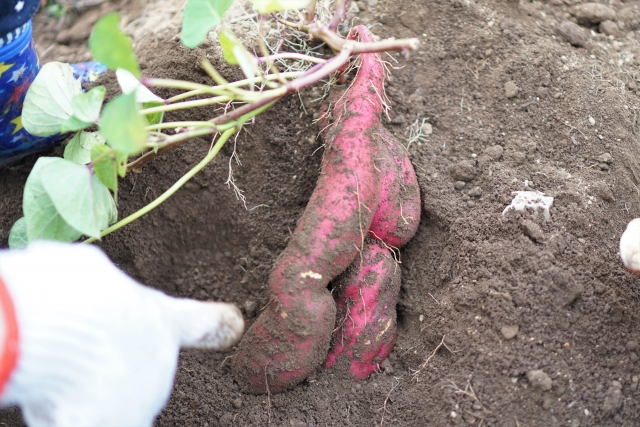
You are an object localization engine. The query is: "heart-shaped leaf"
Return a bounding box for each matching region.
[100,93,147,155]
[89,12,140,77]
[64,131,106,165]
[40,158,114,239]
[182,0,233,48]
[22,62,81,136]
[8,217,29,249]
[23,158,83,242]
[91,145,118,198]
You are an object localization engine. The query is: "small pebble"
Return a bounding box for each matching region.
[537,87,549,98]
[511,151,526,165]
[597,153,612,163]
[450,160,476,182]
[244,300,257,318]
[602,381,623,415]
[184,182,200,192]
[527,370,552,391]
[600,20,619,37]
[501,324,519,340]
[521,219,544,242]
[422,122,433,135]
[483,145,504,160]
[556,21,588,47]
[232,398,242,409]
[468,186,483,198]
[504,81,519,98]
[219,412,233,426]
[573,3,616,25]
[455,181,466,190]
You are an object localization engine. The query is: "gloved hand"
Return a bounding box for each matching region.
[0,241,244,426]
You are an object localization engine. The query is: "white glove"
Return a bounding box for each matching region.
[621,218,640,276]
[0,241,244,427]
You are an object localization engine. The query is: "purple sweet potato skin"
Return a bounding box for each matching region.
[325,242,401,379]
[322,26,421,382]
[231,26,386,394]
[368,126,421,248]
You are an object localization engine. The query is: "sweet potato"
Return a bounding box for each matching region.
[325,241,401,379]
[231,25,386,394]
[369,127,421,248]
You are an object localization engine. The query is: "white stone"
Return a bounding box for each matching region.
[502,191,554,222]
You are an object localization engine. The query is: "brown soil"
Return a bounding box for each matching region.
[3,0,640,425]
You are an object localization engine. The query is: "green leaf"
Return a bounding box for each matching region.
[23,158,83,242]
[39,158,114,239]
[64,131,107,165]
[182,0,233,49]
[234,45,258,82]
[8,218,29,250]
[142,101,164,126]
[91,145,118,198]
[116,151,128,178]
[61,83,106,132]
[71,85,106,123]
[100,93,147,155]
[93,175,118,227]
[219,29,258,81]
[107,190,118,225]
[60,115,92,133]
[89,12,140,77]
[116,69,163,103]
[249,0,311,13]
[22,62,82,136]
[219,29,239,65]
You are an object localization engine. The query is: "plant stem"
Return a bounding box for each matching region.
[308,22,420,54]
[140,95,233,115]
[327,0,347,31]
[143,78,223,93]
[163,72,306,103]
[84,128,236,244]
[145,121,218,131]
[200,59,253,97]
[256,52,327,64]
[127,127,217,172]
[212,46,352,126]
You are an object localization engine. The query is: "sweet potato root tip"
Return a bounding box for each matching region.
[232,290,336,394]
[326,242,401,379]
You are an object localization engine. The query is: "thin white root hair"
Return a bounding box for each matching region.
[377,377,400,426]
[411,335,456,382]
[405,117,430,151]
[225,131,248,209]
